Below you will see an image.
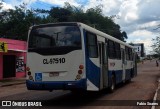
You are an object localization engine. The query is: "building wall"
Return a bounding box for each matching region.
[15,52,26,78]
[0,51,26,79]
[133,43,146,60]
[0,54,2,80]
[133,45,142,57]
[0,38,26,51]
[0,38,27,80]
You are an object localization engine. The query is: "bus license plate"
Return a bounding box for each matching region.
[49,72,59,77]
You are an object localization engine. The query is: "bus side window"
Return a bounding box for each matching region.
[115,42,121,59]
[86,32,98,58]
[129,48,133,61]
[125,47,129,60]
[108,40,115,59]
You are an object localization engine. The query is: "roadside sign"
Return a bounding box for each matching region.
[0,41,8,52]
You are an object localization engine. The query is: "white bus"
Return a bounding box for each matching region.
[26,22,137,92]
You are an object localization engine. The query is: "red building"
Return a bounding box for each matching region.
[0,38,27,80]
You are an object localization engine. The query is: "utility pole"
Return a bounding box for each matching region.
[54,32,61,42]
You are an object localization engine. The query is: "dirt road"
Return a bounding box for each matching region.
[0,60,159,109]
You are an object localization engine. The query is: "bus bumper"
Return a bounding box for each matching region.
[26,79,86,90]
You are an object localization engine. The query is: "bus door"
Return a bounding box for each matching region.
[99,42,108,89]
[121,49,126,81]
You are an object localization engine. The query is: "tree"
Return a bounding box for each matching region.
[0,2,128,42]
[0,4,28,40]
[0,3,46,40]
[0,0,4,20]
[46,3,128,41]
[0,0,3,10]
[49,7,72,22]
[152,36,160,57]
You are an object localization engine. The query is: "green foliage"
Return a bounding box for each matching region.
[0,4,30,40]
[0,1,2,11]
[152,36,160,57]
[0,3,49,40]
[0,0,3,20]
[0,2,128,42]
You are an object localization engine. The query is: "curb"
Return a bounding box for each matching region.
[0,81,25,87]
[151,79,160,109]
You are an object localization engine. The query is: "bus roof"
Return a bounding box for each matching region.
[30,22,133,48]
[78,22,133,48]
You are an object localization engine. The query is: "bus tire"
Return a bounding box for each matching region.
[109,75,116,93]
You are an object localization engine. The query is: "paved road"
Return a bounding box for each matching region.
[0,60,159,109]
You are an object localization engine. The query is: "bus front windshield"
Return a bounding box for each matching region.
[29,25,81,49]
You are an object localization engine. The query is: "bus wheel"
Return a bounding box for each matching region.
[109,75,115,92]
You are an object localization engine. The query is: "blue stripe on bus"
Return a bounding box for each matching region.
[26,79,86,90]
[108,68,133,85]
[108,70,123,85]
[83,29,100,88]
[115,70,123,84]
[86,58,100,88]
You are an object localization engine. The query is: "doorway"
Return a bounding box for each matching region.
[99,42,108,89]
[3,55,16,78]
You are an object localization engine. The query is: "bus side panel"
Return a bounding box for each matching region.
[108,70,123,85]
[115,70,123,84]
[26,79,86,90]
[86,58,100,91]
[125,61,133,80]
[133,53,138,77]
[83,29,100,91]
[108,59,123,85]
[125,69,132,80]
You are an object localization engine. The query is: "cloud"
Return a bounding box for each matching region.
[138,21,158,29]
[2,0,160,54]
[117,0,160,31]
[111,0,160,54]
[116,0,139,25]
[1,2,14,10]
[83,0,122,16]
[128,30,154,40]
[40,0,80,7]
[137,0,160,23]
[127,29,156,54]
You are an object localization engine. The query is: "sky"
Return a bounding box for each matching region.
[2,0,160,54]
